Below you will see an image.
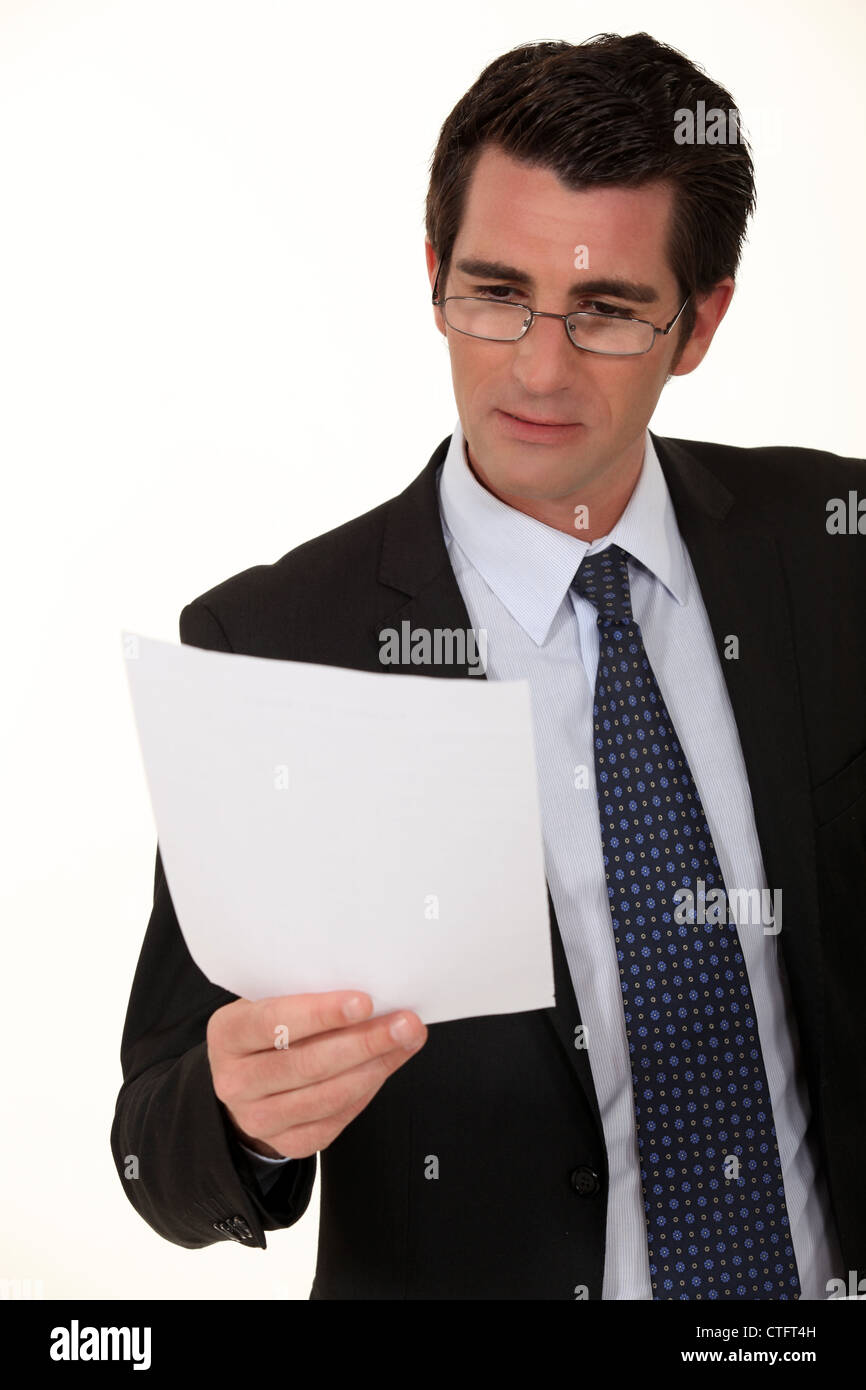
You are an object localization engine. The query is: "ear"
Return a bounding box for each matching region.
[426,240,447,338]
[669,277,735,377]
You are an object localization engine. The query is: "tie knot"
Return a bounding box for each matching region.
[573,543,633,622]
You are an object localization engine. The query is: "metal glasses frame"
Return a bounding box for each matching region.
[431,261,692,358]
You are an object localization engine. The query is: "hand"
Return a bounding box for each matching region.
[206,991,427,1159]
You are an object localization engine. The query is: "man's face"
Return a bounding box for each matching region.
[427,145,730,524]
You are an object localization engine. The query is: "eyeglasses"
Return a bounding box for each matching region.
[431,265,691,357]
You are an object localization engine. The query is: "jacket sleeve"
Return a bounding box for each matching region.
[109,599,317,1249]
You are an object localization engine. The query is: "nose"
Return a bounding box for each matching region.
[511,312,581,397]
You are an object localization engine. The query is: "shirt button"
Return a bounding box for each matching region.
[570,1166,602,1197]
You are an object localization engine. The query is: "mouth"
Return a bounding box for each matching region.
[496,409,582,441]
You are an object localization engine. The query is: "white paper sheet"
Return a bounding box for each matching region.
[121,631,555,1025]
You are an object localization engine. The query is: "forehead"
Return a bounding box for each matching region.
[455,144,676,280]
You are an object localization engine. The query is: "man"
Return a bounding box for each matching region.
[111,33,866,1299]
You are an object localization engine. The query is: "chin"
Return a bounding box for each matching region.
[489,463,576,501]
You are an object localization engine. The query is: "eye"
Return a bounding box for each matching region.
[578,300,636,319]
[474,284,525,301]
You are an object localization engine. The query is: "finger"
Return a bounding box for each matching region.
[251,1043,425,1152]
[211,990,375,1057]
[237,1008,427,1100]
[261,1095,374,1160]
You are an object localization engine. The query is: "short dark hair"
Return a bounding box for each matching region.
[425,33,756,361]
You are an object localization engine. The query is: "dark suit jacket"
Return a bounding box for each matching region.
[111,430,866,1298]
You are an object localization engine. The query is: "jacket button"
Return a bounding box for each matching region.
[570,1166,601,1196]
[212,1216,254,1242]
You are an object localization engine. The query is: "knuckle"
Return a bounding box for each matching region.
[242,1099,273,1139]
[206,1007,226,1050]
[359,1022,390,1061]
[315,995,341,1034]
[208,998,245,1052]
[246,1048,277,1095]
[215,1064,245,1107]
[208,1057,231,1099]
[328,1071,369,1113]
[289,1041,325,1085]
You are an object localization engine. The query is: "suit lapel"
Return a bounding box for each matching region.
[651,433,823,1100]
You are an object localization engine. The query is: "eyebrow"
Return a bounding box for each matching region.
[453,257,660,305]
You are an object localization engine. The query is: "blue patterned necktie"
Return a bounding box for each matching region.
[573,543,800,1300]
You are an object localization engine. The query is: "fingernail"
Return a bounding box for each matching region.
[389,1015,416,1046]
[343,995,370,1021]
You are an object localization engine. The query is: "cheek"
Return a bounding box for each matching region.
[591,361,664,418]
[449,338,509,392]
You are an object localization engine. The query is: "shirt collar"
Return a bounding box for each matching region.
[437,416,689,646]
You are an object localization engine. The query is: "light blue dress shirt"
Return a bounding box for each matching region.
[243,418,844,1300]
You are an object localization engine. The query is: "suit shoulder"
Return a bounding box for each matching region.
[179,491,397,651]
[657,434,866,510]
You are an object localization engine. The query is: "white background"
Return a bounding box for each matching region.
[0,0,863,1300]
